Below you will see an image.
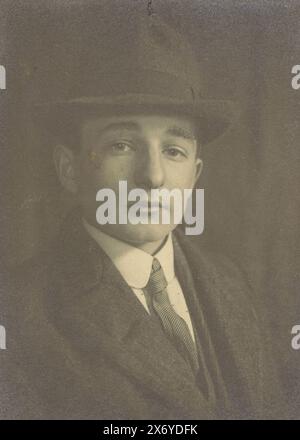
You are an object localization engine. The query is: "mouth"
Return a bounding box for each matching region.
[127,200,169,211]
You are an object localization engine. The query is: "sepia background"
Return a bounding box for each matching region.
[0,0,299,417]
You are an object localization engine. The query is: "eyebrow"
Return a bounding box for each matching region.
[94,121,196,140]
[165,126,196,141]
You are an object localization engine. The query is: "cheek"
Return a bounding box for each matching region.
[80,156,133,194]
[165,162,198,188]
[99,158,134,188]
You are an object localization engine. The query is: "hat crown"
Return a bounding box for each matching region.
[27,12,202,104]
[23,6,237,145]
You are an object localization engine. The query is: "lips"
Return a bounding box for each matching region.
[127,200,169,210]
[135,201,160,209]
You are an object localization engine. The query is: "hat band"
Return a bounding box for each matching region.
[39,69,199,106]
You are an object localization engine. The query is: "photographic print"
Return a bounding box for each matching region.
[0,0,299,421]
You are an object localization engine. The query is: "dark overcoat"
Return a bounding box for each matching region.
[1,212,282,419]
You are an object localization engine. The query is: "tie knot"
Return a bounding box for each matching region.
[145,257,168,295]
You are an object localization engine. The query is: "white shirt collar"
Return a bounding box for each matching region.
[82,219,175,289]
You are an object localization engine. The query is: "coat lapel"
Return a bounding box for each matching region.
[172,234,231,414]
[174,228,263,417]
[51,214,215,418]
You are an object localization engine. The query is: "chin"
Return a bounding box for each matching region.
[102,223,178,245]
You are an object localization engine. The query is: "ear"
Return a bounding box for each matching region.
[194,157,203,184]
[53,144,78,194]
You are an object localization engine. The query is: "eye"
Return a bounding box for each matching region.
[110,142,135,154]
[163,146,188,161]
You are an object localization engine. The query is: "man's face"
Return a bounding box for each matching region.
[57,112,202,246]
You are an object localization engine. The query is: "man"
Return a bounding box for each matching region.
[5,12,282,419]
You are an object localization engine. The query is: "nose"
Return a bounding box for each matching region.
[134,145,165,190]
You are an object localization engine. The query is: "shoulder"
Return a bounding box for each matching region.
[173,227,254,301]
[5,238,63,334]
[11,247,54,286]
[8,244,56,296]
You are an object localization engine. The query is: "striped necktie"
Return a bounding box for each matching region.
[143,257,199,375]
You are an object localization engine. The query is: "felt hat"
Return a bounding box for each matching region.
[32,12,238,144]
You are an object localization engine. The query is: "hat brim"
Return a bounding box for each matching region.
[33,93,239,145]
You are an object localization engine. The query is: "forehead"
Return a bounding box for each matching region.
[80,113,197,140]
